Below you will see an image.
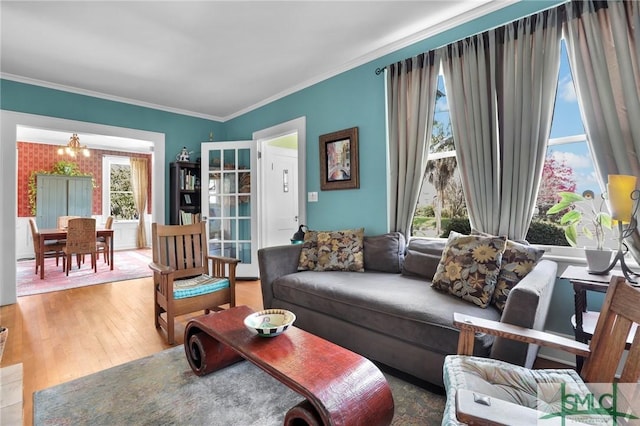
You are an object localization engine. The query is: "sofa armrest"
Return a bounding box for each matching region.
[258,244,303,308]
[491,259,558,367]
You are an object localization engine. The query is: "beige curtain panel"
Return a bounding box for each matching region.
[563,0,640,261]
[130,157,149,248]
[440,7,562,240]
[386,51,441,237]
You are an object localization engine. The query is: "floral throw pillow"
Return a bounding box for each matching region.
[432,231,507,308]
[491,240,544,312]
[297,230,319,271]
[315,228,365,272]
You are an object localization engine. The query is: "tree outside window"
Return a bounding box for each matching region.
[109,162,137,220]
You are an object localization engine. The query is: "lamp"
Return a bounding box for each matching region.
[590,174,640,283]
[57,133,90,158]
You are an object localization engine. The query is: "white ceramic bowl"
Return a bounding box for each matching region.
[244,309,296,337]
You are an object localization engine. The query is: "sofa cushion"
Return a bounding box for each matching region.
[402,250,441,280]
[315,228,365,272]
[492,240,544,312]
[432,231,507,308]
[401,239,447,279]
[272,271,499,357]
[363,232,406,273]
[298,230,319,271]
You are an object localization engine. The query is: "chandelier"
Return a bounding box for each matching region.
[57,133,90,157]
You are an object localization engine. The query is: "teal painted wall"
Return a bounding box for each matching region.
[0,79,225,220]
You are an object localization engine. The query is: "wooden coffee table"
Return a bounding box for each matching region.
[184,305,394,426]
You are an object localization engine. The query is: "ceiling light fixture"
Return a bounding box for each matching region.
[57,133,90,157]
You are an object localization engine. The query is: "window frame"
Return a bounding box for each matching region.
[102,155,137,222]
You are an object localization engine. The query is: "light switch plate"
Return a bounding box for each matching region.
[308,192,318,202]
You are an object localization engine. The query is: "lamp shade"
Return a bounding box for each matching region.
[608,174,637,222]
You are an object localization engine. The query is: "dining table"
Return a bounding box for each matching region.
[39,228,115,279]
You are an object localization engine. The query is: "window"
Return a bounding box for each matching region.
[411,40,608,248]
[103,156,137,220]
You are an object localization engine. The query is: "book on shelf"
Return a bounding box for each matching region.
[180,210,201,225]
[180,169,200,190]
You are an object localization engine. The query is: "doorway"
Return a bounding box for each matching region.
[255,117,307,248]
[1,110,165,306]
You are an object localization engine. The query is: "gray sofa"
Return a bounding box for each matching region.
[258,233,557,387]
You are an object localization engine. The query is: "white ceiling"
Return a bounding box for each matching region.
[1,0,514,124]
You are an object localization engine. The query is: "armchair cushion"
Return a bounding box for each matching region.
[442,355,594,425]
[432,232,507,308]
[173,275,229,300]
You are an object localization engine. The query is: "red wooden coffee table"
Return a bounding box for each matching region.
[184,305,394,426]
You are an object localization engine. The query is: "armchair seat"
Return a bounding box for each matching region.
[442,356,590,425]
[172,274,229,299]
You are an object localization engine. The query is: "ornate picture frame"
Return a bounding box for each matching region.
[319,127,359,190]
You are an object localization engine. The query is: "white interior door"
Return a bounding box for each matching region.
[261,141,299,247]
[201,141,258,279]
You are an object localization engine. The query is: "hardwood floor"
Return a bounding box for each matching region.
[0,277,263,426]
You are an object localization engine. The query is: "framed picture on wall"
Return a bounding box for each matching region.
[319,127,359,190]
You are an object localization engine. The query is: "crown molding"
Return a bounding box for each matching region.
[0,73,225,122]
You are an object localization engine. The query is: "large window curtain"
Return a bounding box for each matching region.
[440,8,562,240]
[386,51,440,237]
[563,0,640,260]
[130,157,149,248]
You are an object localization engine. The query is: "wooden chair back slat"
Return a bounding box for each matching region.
[152,222,208,278]
[581,276,640,383]
[621,331,640,382]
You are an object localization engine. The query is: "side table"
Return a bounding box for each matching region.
[560,265,632,371]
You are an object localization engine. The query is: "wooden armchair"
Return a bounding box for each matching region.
[149,221,240,344]
[443,275,640,425]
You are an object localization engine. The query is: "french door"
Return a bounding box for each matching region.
[200,141,258,278]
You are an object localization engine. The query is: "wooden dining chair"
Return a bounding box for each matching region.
[63,218,98,275]
[96,216,114,265]
[57,215,81,229]
[28,218,65,274]
[149,221,240,344]
[443,275,640,425]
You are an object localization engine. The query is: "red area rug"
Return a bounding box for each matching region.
[17,249,153,297]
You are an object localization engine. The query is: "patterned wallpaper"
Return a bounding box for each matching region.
[17,141,152,217]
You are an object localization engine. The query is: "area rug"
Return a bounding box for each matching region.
[17,249,153,297]
[34,346,446,425]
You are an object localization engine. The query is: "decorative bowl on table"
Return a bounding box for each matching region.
[244,309,296,337]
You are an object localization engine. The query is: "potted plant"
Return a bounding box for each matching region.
[547,191,613,271]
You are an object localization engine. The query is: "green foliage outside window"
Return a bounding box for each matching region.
[110,164,137,220]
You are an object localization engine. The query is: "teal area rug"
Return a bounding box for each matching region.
[34,346,445,425]
[17,249,152,297]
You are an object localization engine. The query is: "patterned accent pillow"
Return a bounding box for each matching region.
[432,231,507,308]
[314,228,365,272]
[297,230,319,271]
[491,240,544,312]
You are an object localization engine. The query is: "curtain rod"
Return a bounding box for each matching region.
[373,0,568,75]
